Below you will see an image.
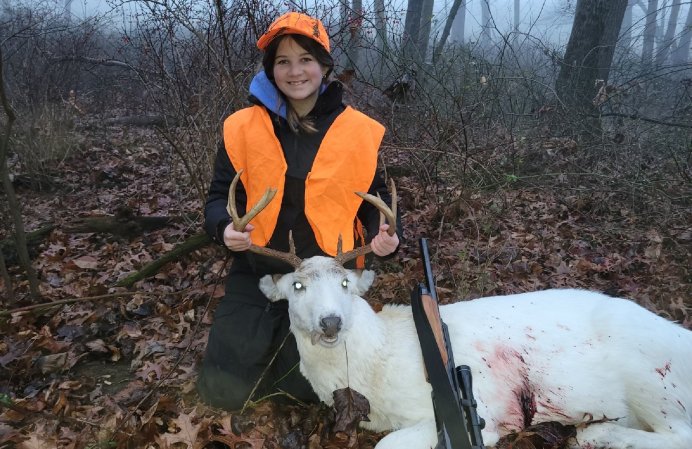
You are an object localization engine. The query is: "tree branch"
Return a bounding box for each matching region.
[593,112,692,129]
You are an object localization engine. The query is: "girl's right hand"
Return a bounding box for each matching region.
[223,223,254,251]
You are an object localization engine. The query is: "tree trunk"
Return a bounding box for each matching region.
[671,2,692,64]
[656,0,682,66]
[403,0,424,63]
[0,44,41,301]
[596,1,629,82]
[480,0,492,44]
[620,0,634,52]
[374,0,387,56]
[555,0,628,120]
[433,0,465,60]
[373,0,387,81]
[347,0,363,70]
[0,247,15,305]
[115,232,211,288]
[641,0,658,65]
[339,0,363,71]
[417,0,435,61]
[451,0,466,43]
[338,0,351,69]
[514,0,520,31]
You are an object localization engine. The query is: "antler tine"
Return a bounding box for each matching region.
[335,179,397,265]
[355,178,397,236]
[226,170,302,268]
[227,169,277,232]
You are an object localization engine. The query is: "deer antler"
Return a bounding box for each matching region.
[227,170,302,268]
[334,179,397,265]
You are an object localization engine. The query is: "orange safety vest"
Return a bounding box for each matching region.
[223,105,385,256]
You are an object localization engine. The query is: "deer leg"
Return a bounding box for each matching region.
[374,419,437,449]
[572,421,692,449]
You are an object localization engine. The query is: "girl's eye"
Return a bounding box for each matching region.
[293,281,304,290]
[341,279,348,288]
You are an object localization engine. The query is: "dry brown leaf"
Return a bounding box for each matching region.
[331,387,370,447]
[71,255,99,270]
[18,433,57,449]
[157,409,202,449]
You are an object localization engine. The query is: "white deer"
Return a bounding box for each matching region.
[228,175,692,449]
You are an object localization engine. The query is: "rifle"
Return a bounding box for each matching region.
[410,238,485,449]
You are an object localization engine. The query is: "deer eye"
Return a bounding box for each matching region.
[293,281,304,291]
[341,279,349,288]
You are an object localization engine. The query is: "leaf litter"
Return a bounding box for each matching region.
[1,124,689,448]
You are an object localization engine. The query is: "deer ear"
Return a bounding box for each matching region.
[351,269,375,295]
[259,274,286,301]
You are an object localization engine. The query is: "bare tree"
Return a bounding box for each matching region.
[656,0,682,65]
[514,0,520,32]
[0,42,41,300]
[434,0,465,60]
[670,2,692,64]
[620,0,634,51]
[451,0,466,43]
[556,0,628,114]
[641,0,658,65]
[348,0,363,69]
[417,0,434,61]
[373,0,387,56]
[338,0,350,69]
[480,0,492,44]
[402,0,424,63]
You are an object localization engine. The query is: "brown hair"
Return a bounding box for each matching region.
[262,34,334,134]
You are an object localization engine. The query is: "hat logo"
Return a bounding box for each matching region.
[312,22,319,38]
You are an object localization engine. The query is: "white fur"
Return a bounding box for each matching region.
[259,256,692,449]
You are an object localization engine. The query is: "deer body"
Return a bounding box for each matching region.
[260,257,692,449]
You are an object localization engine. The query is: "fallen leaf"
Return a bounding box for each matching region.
[18,433,57,449]
[71,255,99,270]
[331,387,370,448]
[157,409,202,449]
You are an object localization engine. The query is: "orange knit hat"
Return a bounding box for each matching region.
[257,12,330,53]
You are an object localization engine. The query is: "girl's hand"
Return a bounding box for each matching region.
[223,223,254,251]
[371,223,399,257]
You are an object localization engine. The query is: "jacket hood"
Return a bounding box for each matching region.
[249,70,287,118]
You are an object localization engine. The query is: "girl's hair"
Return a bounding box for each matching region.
[262,34,334,134]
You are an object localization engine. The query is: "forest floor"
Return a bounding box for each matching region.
[0,119,690,449]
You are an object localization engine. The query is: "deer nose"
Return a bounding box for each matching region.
[320,315,342,336]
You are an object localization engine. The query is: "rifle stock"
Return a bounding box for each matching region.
[416,238,486,449]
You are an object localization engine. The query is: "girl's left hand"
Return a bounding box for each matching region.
[371,223,399,257]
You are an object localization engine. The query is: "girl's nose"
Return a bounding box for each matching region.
[288,62,301,76]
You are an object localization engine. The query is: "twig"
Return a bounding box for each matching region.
[0,290,190,316]
[241,330,292,414]
[592,112,692,129]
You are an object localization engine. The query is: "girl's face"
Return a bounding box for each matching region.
[273,37,328,116]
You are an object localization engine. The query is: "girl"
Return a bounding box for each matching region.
[198,12,401,410]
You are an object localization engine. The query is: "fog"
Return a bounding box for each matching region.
[4,0,688,53]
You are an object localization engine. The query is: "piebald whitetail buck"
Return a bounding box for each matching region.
[227,173,692,449]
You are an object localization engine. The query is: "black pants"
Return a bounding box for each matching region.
[197,272,319,410]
